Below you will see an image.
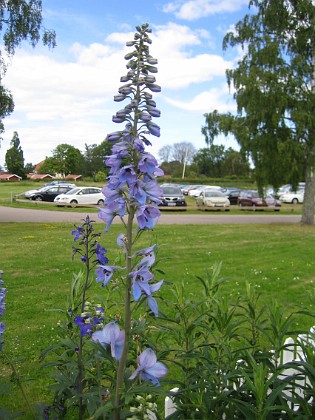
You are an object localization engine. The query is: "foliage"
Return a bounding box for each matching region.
[4,131,25,178]
[192,146,251,178]
[202,0,315,224]
[39,143,85,176]
[94,170,107,183]
[163,274,315,419]
[83,141,112,178]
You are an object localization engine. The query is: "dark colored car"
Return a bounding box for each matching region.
[237,190,281,209]
[28,185,75,201]
[159,185,187,208]
[44,180,76,187]
[221,188,243,205]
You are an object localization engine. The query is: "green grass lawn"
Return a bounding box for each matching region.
[0,219,314,415]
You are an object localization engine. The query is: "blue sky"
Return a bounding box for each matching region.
[1,0,250,167]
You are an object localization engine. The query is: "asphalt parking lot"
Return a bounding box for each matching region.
[0,205,302,224]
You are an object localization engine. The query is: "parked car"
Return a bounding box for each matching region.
[158,185,187,208]
[24,186,48,198]
[278,189,304,204]
[54,187,105,207]
[196,190,230,209]
[188,185,221,198]
[275,183,305,198]
[221,188,243,205]
[238,190,281,209]
[25,184,75,201]
[181,185,199,195]
[44,180,76,187]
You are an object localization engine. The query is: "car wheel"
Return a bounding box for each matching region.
[292,198,298,204]
[33,196,43,201]
[97,199,104,206]
[70,200,78,208]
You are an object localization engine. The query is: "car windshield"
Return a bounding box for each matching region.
[65,187,80,195]
[205,191,225,198]
[162,187,181,195]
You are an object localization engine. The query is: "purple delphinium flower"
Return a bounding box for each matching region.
[0,278,7,351]
[92,321,125,361]
[95,265,119,287]
[136,206,160,230]
[130,261,163,316]
[0,321,5,350]
[138,153,159,176]
[118,165,137,186]
[74,309,104,336]
[129,348,167,386]
[74,316,93,336]
[0,274,6,350]
[135,244,157,269]
[95,243,108,265]
[130,266,154,301]
[0,288,6,317]
[71,225,85,242]
[117,233,127,251]
[98,198,126,232]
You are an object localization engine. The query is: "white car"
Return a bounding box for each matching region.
[196,190,230,209]
[279,190,304,204]
[54,187,105,207]
[188,185,221,198]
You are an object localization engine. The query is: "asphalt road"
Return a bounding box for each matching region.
[0,205,302,224]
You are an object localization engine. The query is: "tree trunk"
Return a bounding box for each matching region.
[301,164,315,224]
[301,50,315,224]
[301,141,315,224]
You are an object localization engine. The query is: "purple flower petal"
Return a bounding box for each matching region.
[92,322,125,361]
[129,348,167,386]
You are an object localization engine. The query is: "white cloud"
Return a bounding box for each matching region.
[164,83,236,113]
[163,0,248,20]
[150,23,232,89]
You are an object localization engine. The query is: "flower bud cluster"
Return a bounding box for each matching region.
[74,305,105,336]
[98,23,164,232]
[72,216,108,266]
[127,394,158,419]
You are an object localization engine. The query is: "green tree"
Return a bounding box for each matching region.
[222,148,251,178]
[24,162,35,174]
[5,131,25,177]
[193,145,226,177]
[202,0,315,224]
[37,156,58,175]
[0,1,56,140]
[83,140,112,177]
[50,144,84,176]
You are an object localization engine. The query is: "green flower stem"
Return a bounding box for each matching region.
[78,232,91,420]
[2,351,35,419]
[114,206,135,419]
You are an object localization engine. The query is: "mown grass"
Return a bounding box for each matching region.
[0,221,314,415]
